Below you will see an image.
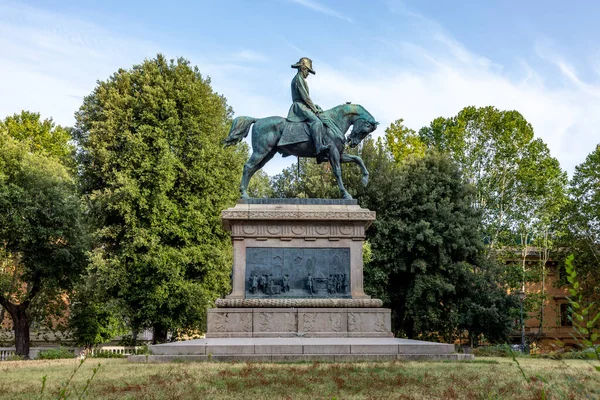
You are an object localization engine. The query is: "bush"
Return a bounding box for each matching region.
[534,349,598,360]
[472,344,516,357]
[36,347,75,360]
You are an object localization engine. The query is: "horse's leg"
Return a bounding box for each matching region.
[341,153,369,186]
[240,148,278,199]
[329,149,352,199]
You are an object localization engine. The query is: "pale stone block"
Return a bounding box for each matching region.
[206,332,253,338]
[254,345,303,354]
[397,343,454,355]
[350,344,398,354]
[298,309,348,334]
[253,309,298,333]
[206,345,255,355]
[303,344,350,354]
[151,345,206,355]
[206,309,252,335]
[347,309,391,334]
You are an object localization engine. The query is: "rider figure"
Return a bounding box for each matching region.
[287,57,331,159]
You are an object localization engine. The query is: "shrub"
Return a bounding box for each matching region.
[535,349,599,360]
[36,347,75,360]
[472,344,516,357]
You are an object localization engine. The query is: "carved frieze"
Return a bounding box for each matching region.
[222,208,375,222]
[348,311,389,333]
[209,311,252,333]
[231,222,364,239]
[301,312,343,332]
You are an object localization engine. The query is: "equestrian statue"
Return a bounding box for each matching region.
[224,57,379,199]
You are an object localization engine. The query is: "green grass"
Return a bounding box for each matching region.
[0,357,599,399]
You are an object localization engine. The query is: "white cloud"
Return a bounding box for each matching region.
[287,0,353,23]
[0,2,158,126]
[233,50,268,63]
[306,34,600,176]
[2,1,599,179]
[0,2,293,174]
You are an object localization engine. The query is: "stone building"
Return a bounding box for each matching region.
[508,248,594,351]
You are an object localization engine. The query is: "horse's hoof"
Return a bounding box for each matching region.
[240,192,250,200]
[342,193,353,200]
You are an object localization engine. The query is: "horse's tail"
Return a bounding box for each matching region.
[223,116,257,147]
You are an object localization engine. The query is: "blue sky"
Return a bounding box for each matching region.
[2,0,600,175]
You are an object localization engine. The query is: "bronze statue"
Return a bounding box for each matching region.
[224,58,379,199]
[287,57,330,161]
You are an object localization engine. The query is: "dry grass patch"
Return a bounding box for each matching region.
[0,357,598,399]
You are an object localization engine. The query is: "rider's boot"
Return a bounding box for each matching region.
[313,127,331,162]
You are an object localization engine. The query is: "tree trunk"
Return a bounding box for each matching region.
[152,323,168,344]
[130,327,138,347]
[2,302,30,359]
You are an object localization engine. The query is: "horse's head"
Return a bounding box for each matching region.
[347,105,379,147]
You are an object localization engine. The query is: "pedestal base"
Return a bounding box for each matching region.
[206,307,393,338]
[128,337,472,363]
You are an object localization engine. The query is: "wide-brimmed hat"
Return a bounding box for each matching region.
[291,57,315,74]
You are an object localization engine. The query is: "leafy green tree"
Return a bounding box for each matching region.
[367,150,516,341]
[0,134,87,357]
[384,119,426,163]
[419,106,566,252]
[0,111,74,170]
[564,255,600,367]
[556,145,600,305]
[270,136,398,202]
[271,157,338,199]
[68,276,124,350]
[419,106,567,339]
[73,54,245,343]
[248,170,274,198]
[568,144,600,264]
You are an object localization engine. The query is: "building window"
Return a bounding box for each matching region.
[558,265,567,281]
[560,304,572,327]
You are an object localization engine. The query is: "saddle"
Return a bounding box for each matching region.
[279,120,333,164]
[279,120,311,147]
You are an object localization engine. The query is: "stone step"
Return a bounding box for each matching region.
[146,337,456,356]
[129,353,473,363]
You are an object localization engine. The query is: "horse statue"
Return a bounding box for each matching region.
[223,103,378,199]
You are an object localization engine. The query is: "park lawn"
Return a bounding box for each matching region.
[0,357,599,399]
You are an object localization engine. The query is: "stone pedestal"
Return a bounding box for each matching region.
[129,337,471,363]
[128,199,471,362]
[206,308,392,338]
[221,199,375,300]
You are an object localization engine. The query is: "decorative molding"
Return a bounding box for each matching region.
[222,210,375,222]
[215,298,383,308]
[231,222,365,239]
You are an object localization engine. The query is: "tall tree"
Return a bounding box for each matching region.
[271,157,338,199]
[0,111,74,170]
[559,145,600,301]
[73,54,245,342]
[367,150,516,341]
[419,106,567,338]
[0,133,87,357]
[419,106,567,252]
[384,118,426,163]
